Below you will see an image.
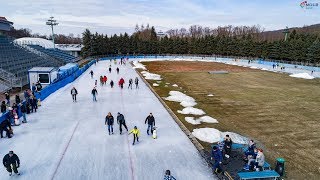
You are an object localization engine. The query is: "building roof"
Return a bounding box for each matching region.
[0,16,13,31]
[28,67,56,72]
[14,37,55,49]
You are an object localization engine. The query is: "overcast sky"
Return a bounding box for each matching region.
[1,0,319,36]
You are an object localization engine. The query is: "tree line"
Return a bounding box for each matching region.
[81,24,320,64]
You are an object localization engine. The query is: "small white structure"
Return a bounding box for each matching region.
[56,44,83,57]
[28,67,57,89]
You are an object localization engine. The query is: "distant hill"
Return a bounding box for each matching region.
[260,24,320,41]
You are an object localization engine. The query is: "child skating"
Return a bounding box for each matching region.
[128,126,140,145]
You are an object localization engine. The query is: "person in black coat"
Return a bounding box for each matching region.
[20,103,27,123]
[0,119,12,138]
[30,96,37,113]
[110,80,114,88]
[15,95,21,104]
[3,151,20,176]
[1,101,6,114]
[36,81,42,91]
[223,135,233,158]
[105,112,114,135]
[91,87,98,102]
[25,102,31,114]
[145,113,155,135]
[117,112,128,134]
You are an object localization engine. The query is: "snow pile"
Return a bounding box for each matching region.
[192,128,248,144]
[132,61,146,69]
[185,117,201,125]
[153,83,159,87]
[198,116,218,123]
[261,68,268,71]
[289,73,315,79]
[141,71,162,80]
[192,128,221,143]
[185,116,218,125]
[250,66,258,69]
[156,81,162,83]
[172,84,178,87]
[177,107,205,115]
[165,83,170,85]
[165,91,195,106]
[207,94,214,97]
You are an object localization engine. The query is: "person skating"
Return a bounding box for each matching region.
[128,126,140,145]
[164,170,176,180]
[128,78,133,89]
[105,112,114,135]
[89,70,94,78]
[3,151,20,176]
[100,76,103,86]
[211,145,223,174]
[30,96,37,113]
[71,87,78,102]
[91,87,98,102]
[145,113,155,135]
[117,112,128,134]
[109,67,112,73]
[103,76,107,85]
[110,80,114,88]
[118,78,125,89]
[116,67,119,74]
[223,134,232,158]
[135,77,139,89]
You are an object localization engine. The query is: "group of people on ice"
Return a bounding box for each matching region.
[104,112,156,145]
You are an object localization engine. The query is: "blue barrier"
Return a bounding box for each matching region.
[0,60,96,124]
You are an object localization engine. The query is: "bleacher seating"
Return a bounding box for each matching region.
[28,45,76,63]
[0,35,63,85]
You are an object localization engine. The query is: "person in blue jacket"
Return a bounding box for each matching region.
[211,145,223,173]
[105,112,114,135]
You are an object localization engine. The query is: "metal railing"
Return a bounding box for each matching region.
[0,68,23,92]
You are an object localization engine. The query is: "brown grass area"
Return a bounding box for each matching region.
[142,61,320,179]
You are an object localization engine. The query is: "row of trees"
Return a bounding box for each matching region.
[82,25,320,64]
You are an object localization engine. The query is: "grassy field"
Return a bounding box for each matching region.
[141,61,320,179]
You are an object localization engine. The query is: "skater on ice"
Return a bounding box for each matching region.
[164,170,176,180]
[91,87,98,102]
[110,80,114,88]
[116,67,119,74]
[105,112,114,135]
[0,119,12,138]
[109,66,112,73]
[145,113,155,135]
[128,78,133,89]
[71,87,78,102]
[95,80,98,86]
[128,126,140,145]
[118,78,125,89]
[135,77,139,89]
[117,112,128,134]
[3,151,20,176]
[19,103,27,123]
[103,76,107,85]
[89,70,94,78]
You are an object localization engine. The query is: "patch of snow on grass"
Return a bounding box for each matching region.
[132,61,146,69]
[172,84,178,87]
[180,101,197,107]
[185,117,201,125]
[289,73,315,79]
[207,94,214,97]
[177,107,205,115]
[198,116,218,123]
[153,83,159,87]
[141,72,162,80]
[192,128,248,144]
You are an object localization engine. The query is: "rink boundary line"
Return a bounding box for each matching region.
[132,63,212,162]
[50,121,80,180]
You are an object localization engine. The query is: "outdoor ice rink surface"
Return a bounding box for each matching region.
[0,60,214,180]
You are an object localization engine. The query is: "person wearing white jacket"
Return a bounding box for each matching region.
[255,149,265,171]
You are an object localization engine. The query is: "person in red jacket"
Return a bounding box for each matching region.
[118,78,125,89]
[103,76,107,85]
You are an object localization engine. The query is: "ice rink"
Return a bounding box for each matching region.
[0,60,214,180]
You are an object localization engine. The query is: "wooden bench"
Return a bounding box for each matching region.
[238,170,280,180]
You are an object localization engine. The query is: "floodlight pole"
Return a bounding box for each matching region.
[46,16,58,48]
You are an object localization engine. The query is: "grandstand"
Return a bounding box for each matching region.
[0,17,72,92]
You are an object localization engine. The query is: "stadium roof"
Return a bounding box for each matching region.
[14,37,55,49]
[0,16,13,31]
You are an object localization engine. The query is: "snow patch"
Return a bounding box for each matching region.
[165,83,170,85]
[141,71,162,80]
[261,68,268,71]
[172,84,178,87]
[250,66,258,69]
[184,117,201,125]
[192,128,248,144]
[177,107,205,115]
[198,116,218,123]
[132,61,146,69]
[289,73,315,79]
[153,83,159,87]
[165,91,196,108]
[207,94,214,97]
[180,101,197,107]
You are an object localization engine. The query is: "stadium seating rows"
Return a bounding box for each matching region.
[28,45,76,63]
